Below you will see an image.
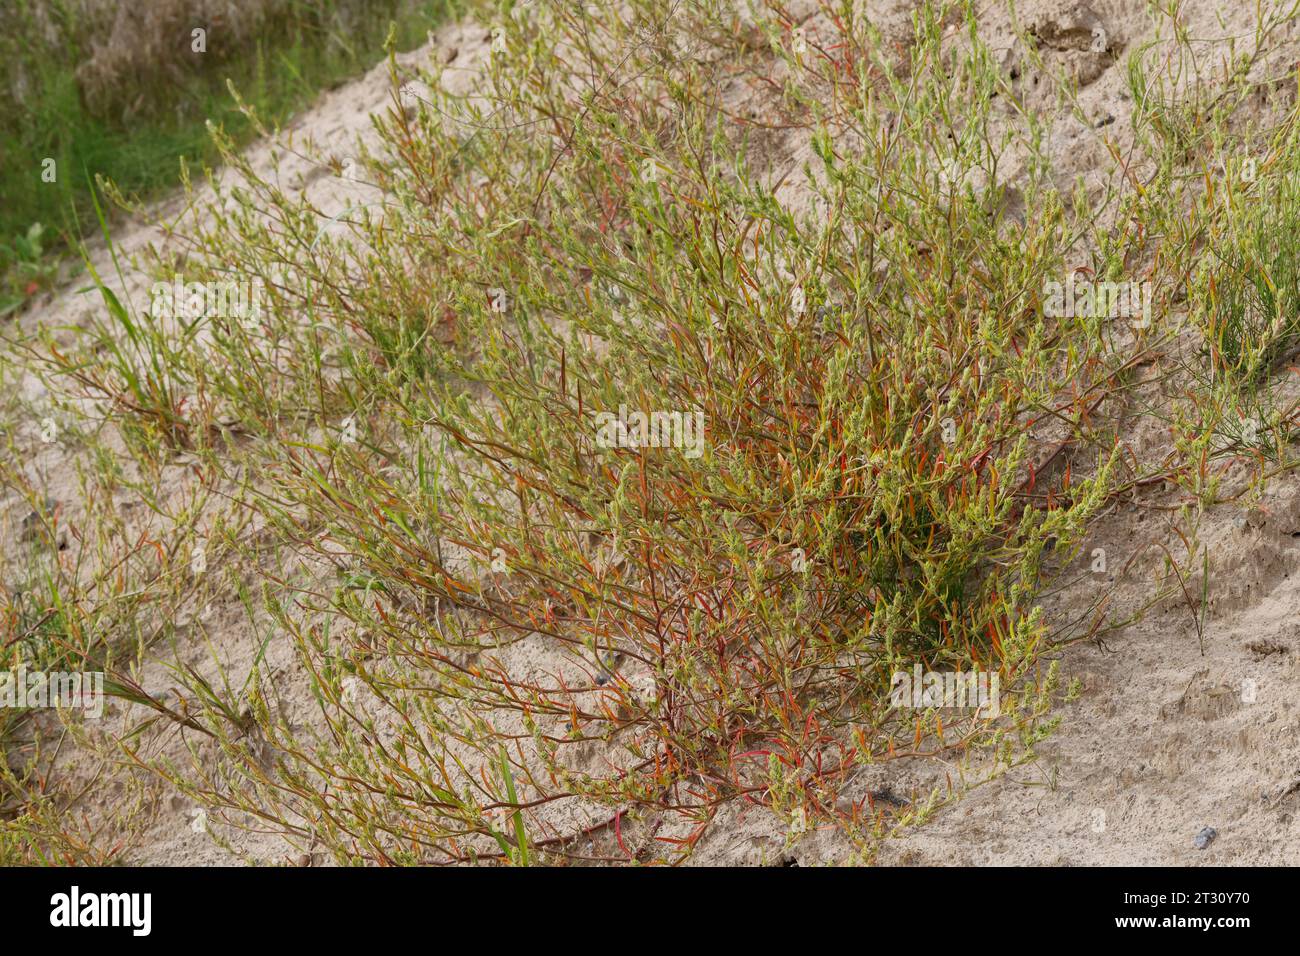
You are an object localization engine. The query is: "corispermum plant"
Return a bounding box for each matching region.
[100,1,1122,863]
[10,0,1165,865]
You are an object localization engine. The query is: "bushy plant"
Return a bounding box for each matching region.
[76,1,1121,862]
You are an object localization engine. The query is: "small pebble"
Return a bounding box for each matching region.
[20,498,62,547]
[1194,826,1217,850]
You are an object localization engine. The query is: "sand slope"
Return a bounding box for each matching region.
[5,1,1300,865]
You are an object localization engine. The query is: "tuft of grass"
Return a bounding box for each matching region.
[1195,131,1300,387]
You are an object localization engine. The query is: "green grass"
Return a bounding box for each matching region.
[0,0,460,312]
